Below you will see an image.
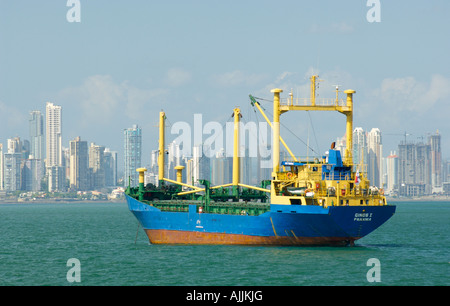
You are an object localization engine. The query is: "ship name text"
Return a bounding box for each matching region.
[354,212,372,221]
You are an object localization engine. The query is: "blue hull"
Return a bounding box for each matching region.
[126,195,395,246]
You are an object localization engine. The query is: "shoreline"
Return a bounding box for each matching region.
[387,195,450,203]
[0,198,126,204]
[1,196,449,205]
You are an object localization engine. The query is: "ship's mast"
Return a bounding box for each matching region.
[232,108,241,195]
[343,89,355,166]
[270,75,356,172]
[271,88,283,176]
[158,111,165,185]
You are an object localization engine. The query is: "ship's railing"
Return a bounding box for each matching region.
[281,178,385,198]
[278,171,365,187]
[280,97,346,107]
[281,155,325,164]
[279,164,372,190]
[281,156,368,174]
[278,170,323,182]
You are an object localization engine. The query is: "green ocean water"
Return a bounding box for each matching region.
[0,201,448,286]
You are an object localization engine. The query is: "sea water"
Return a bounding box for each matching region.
[0,201,448,286]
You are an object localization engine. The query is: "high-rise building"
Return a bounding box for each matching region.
[89,143,106,189]
[186,158,194,187]
[429,131,442,193]
[29,110,45,160]
[150,150,158,173]
[240,146,253,185]
[62,146,70,182]
[385,152,398,195]
[46,102,62,167]
[211,148,231,186]
[398,141,431,197]
[21,158,43,191]
[3,152,21,191]
[7,137,21,154]
[69,136,89,191]
[124,124,142,187]
[353,127,367,167]
[335,135,346,158]
[4,137,23,191]
[192,144,210,187]
[258,144,272,181]
[104,148,118,187]
[167,141,181,181]
[46,102,64,192]
[444,159,450,184]
[444,160,450,194]
[47,165,65,192]
[367,128,383,188]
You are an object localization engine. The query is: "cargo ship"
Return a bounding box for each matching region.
[125,76,396,246]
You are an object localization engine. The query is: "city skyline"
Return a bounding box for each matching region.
[1,83,448,172]
[0,98,448,172]
[0,100,448,161]
[0,104,447,195]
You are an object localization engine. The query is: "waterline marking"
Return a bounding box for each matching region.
[366,258,381,282]
[66,258,81,283]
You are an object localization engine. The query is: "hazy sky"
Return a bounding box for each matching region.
[1,0,449,170]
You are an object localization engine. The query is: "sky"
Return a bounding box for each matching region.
[1,0,449,172]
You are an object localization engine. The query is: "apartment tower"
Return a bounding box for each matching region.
[124,124,142,187]
[46,102,64,191]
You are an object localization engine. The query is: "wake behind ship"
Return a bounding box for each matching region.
[125,76,396,246]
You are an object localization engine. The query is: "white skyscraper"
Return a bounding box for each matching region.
[191,144,210,187]
[386,151,398,195]
[211,148,231,186]
[46,102,62,167]
[4,137,22,191]
[46,102,64,192]
[352,127,367,167]
[367,128,383,188]
[167,141,181,181]
[124,124,142,187]
[192,145,201,186]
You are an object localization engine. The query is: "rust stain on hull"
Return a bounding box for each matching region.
[145,229,357,246]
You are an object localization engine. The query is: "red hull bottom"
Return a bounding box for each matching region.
[145,229,358,246]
